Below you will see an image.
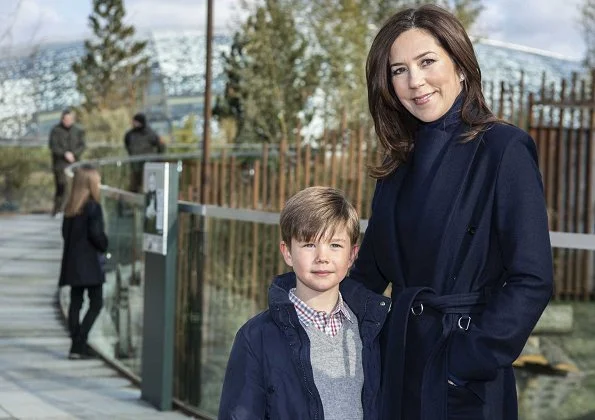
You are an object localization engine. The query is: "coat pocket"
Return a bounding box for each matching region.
[447,381,485,418]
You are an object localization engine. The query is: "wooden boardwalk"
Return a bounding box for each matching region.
[0,214,190,419]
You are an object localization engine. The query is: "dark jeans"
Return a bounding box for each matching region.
[68,285,103,343]
[52,168,67,215]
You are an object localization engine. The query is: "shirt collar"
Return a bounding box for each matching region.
[288,288,353,324]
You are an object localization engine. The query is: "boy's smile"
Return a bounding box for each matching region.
[280,226,359,307]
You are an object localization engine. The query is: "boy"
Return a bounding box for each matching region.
[218,186,391,420]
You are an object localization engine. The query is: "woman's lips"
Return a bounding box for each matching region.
[413,92,434,105]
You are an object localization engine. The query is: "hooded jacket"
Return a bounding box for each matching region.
[218,272,391,420]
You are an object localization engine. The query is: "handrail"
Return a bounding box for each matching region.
[100,180,595,250]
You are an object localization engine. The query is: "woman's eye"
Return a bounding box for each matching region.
[391,67,405,76]
[421,58,435,67]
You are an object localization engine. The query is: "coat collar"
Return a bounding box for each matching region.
[417,92,464,134]
[268,272,391,329]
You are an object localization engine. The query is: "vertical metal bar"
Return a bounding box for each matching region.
[200,0,214,204]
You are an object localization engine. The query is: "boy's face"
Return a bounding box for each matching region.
[280,226,358,296]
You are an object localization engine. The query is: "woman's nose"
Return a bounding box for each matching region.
[409,69,424,88]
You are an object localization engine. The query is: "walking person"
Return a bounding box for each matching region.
[351,5,553,419]
[124,113,165,193]
[58,165,108,359]
[48,109,86,217]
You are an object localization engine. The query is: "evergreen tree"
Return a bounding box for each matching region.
[217,0,484,141]
[72,0,150,112]
[213,32,246,139]
[214,0,320,144]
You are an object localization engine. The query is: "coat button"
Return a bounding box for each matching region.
[467,226,476,235]
[380,301,386,307]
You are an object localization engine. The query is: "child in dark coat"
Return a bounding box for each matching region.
[218,187,390,420]
[58,164,108,359]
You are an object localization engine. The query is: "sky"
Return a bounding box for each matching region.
[2,0,588,61]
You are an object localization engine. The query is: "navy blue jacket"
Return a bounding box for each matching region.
[59,200,108,287]
[350,119,554,419]
[218,272,391,420]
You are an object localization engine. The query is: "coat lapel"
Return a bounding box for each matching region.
[429,134,487,293]
[405,129,485,292]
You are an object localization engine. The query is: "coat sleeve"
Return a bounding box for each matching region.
[152,131,166,154]
[448,134,553,382]
[349,180,390,294]
[49,127,66,158]
[124,131,132,155]
[218,327,267,420]
[88,203,109,253]
[72,128,86,160]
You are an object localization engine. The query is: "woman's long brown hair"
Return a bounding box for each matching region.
[366,4,498,178]
[64,165,101,217]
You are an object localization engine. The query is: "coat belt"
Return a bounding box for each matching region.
[381,287,488,420]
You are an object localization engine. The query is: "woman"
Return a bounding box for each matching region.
[59,164,109,359]
[350,5,553,420]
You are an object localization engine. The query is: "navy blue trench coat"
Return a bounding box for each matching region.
[350,122,554,420]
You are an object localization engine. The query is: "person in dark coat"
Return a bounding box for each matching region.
[219,187,391,420]
[59,164,108,359]
[351,5,553,420]
[48,109,86,216]
[124,113,165,193]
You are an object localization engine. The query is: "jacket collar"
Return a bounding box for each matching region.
[268,272,391,329]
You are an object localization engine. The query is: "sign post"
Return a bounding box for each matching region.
[140,162,178,410]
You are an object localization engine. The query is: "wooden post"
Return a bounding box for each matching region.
[253,160,261,209]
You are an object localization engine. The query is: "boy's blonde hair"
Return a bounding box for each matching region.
[64,165,101,217]
[280,186,360,248]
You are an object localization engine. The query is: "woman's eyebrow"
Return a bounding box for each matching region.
[390,51,434,67]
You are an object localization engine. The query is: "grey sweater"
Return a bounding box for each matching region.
[304,304,364,420]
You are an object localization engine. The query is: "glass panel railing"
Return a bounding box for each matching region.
[97,189,145,375]
[54,152,595,420]
[172,212,285,416]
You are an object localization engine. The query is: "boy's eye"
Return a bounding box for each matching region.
[302,243,315,248]
[330,243,344,248]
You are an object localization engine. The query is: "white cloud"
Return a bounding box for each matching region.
[6,0,89,46]
[3,0,588,61]
[125,0,248,35]
[474,0,585,60]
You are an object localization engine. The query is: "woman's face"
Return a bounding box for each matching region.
[389,28,463,123]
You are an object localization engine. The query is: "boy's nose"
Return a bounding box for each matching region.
[315,253,329,263]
